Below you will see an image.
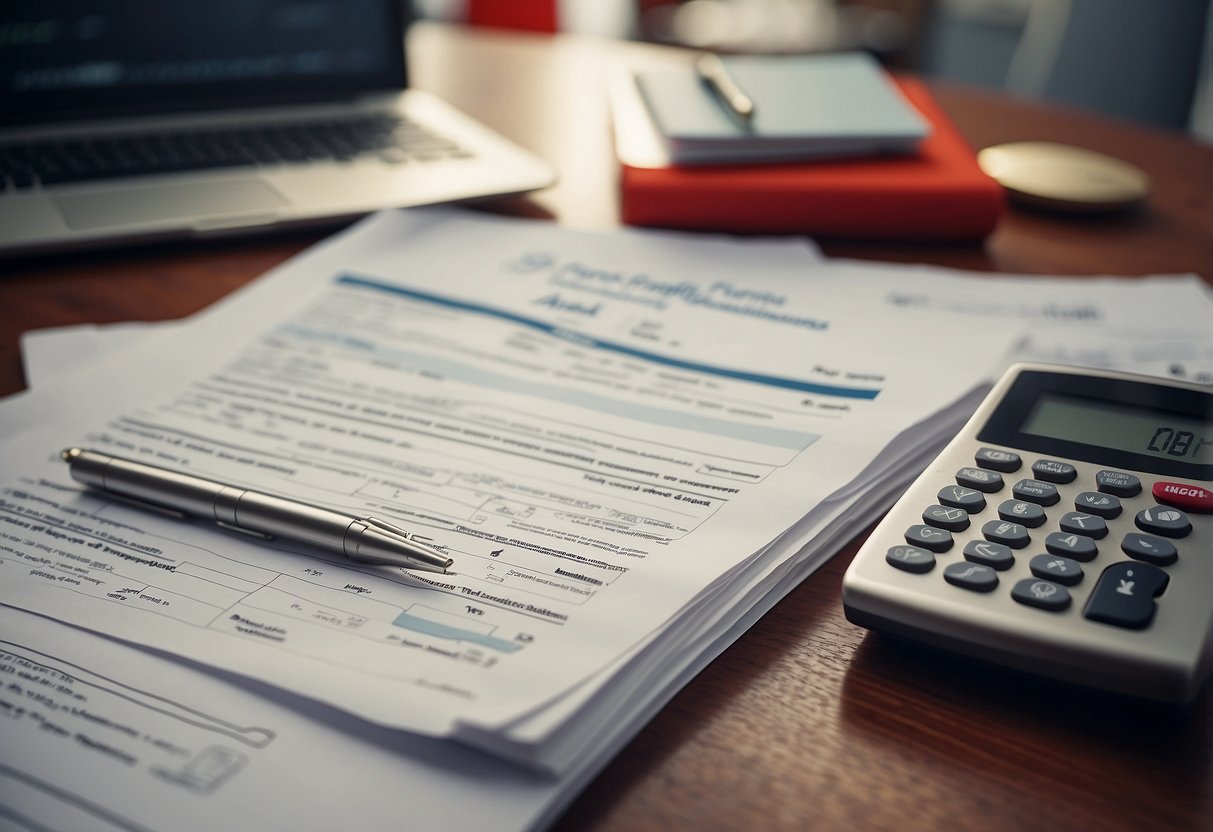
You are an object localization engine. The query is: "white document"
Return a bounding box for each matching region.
[827,258,1213,377]
[0,604,580,832]
[0,209,1017,750]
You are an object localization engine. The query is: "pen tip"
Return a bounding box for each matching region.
[61,447,82,462]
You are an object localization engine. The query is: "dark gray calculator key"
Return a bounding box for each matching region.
[1044,531,1098,562]
[1012,479,1060,506]
[1058,512,1109,539]
[922,504,971,532]
[963,540,1014,570]
[1134,505,1192,539]
[886,545,936,573]
[975,447,1021,472]
[1096,470,1142,497]
[937,484,986,513]
[944,561,999,592]
[1029,554,1084,586]
[1011,578,1071,611]
[1121,533,1178,566]
[905,524,954,553]
[956,467,1004,493]
[1031,459,1077,484]
[997,499,1046,528]
[1084,561,1169,629]
[982,519,1031,548]
[1074,491,1122,519]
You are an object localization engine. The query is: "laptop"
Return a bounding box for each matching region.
[0,1,555,257]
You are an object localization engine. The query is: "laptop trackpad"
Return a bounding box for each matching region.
[55,177,287,231]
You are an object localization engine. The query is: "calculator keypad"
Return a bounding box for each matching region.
[844,366,1213,703]
[886,452,1203,630]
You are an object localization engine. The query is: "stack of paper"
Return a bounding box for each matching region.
[3,208,1212,831]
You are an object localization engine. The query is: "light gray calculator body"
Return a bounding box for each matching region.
[843,363,1213,702]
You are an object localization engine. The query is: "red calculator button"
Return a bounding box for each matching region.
[1152,482,1213,513]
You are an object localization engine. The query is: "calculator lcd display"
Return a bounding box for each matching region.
[1021,393,1213,465]
[977,369,1213,479]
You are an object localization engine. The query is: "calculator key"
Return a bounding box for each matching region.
[1084,561,1168,629]
[1095,470,1141,497]
[1031,459,1077,484]
[1029,554,1084,586]
[905,524,954,552]
[1012,478,1060,506]
[944,561,999,592]
[922,504,971,532]
[1058,512,1108,539]
[1134,506,1192,539]
[1152,481,1213,514]
[975,447,1021,472]
[1074,491,1122,519]
[1044,531,1098,562]
[886,545,936,573]
[937,484,986,513]
[1011,578,1071,612]
[1121,533,1178,566]
[982,519,1030,548]
[997,499,1046,528]
[956,467,1004,493]
[963,540,1014,570]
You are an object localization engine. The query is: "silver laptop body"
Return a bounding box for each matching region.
[0,2,554,257]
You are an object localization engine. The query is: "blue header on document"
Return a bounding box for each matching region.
[336,274,881,400]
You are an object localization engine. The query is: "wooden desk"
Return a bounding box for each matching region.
[3,22,1212,832]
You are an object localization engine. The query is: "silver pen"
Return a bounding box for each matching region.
[61,448,453,574]
[694,53,755,122]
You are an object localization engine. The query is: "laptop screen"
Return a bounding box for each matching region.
[1,0,408,125]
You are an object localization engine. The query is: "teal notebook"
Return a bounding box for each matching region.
[633,52,930,165]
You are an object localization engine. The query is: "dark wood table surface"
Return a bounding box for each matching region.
[3,22,1212,832]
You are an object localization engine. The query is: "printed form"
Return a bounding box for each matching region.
[0,210,1018,740]
[0,606,577,832]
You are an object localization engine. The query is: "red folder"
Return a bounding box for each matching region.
[467,0,558,32]
[620,78,1005,241]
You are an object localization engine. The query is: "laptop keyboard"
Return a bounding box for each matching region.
[0,114,473,191]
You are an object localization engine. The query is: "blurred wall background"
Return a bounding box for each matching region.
[421,0,1213,142]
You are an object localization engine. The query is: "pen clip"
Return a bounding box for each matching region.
[98,490,189,520]
[215,520,274,541]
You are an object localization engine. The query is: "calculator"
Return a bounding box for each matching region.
[842,363,1213,702]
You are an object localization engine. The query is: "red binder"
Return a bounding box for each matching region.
[620,78,1005,241]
